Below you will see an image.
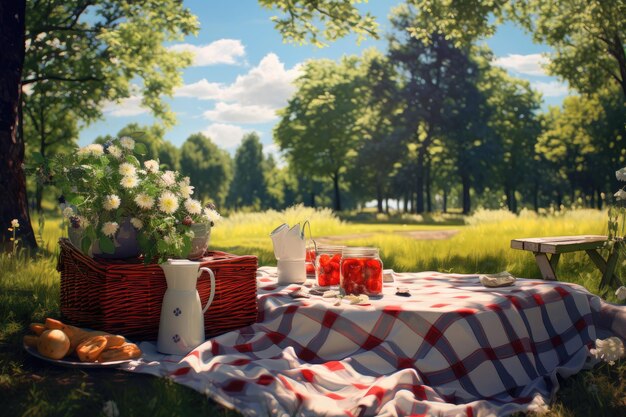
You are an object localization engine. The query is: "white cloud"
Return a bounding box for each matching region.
[174,53,302,112]
[203,123,261,149]
[102,96,148,117]
[175,79,223,100]
[493,53,549,76]
[531,80,569,97]
[203,102,278,124]
[168,39,245,66]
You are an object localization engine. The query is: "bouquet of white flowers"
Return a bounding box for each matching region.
[36,135,220,263]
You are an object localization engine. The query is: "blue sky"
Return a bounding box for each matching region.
[79,0,569,154]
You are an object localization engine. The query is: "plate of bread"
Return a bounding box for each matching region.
[23,318,142,367]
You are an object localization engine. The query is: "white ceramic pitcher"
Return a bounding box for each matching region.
[157,260,216,355]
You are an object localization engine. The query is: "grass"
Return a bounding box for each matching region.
[0,207,624,416]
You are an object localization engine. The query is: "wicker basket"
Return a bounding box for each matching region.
[57,238,258,340]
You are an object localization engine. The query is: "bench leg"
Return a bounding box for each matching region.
[534,252,558,280]
[585,249,622,288]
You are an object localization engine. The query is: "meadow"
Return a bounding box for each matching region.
[0,206,624,416]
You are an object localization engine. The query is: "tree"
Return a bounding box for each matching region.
[389,5,484,213]
[180,133,232,208]
[275,56,366,211]
[479,62,542,213]
[258,0,378,48]
[349,49,403,213]
[227,133,268,210]
[404,0,626,98]
[0,0,36,249]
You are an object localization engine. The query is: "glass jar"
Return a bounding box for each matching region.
[340,247,383,296]
[315,245,344,287]
[305,247,316,277]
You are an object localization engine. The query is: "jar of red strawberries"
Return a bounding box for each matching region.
[340,247,383,296]
[315,245,344,287]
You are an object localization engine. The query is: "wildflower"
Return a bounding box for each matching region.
[160,170,177,187]
[158,191,179,214]
[144,159,159,173]
[103,195,121,211]
[101,222,119,237]
[616,168,626,182]
[119,136,135,150]
[118,162,136,177]
[203,207,221,224]
[589,337,625,365]
[130,217,143,230]
[120,175,139,189]
[616,286,626,301]
[614,189,626,200]
[184,199,202,215]
[11,219,19,228]
[107,144,122,159]
[180,184,194,199]
[62,207,74,218]
[77,144,104,156]
[134,193,154,210]
[102,400,120,417]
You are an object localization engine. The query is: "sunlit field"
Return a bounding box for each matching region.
[0,207,624,416]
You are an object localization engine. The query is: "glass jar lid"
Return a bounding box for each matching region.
[341,246,379,258]
[316,245,345,255]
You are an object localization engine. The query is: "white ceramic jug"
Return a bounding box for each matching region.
[157,260,216,355]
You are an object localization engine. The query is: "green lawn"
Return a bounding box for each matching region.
[0,207,624,416]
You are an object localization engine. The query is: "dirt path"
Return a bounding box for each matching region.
[315,229,458,245]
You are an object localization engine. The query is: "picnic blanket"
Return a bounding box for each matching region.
[124,268,626,417]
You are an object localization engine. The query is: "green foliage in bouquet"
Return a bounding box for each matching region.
[33,136,220,263]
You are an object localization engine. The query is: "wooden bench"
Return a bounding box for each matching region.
[511,235,622,288]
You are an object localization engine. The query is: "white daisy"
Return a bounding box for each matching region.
[134,193,154,210]
[616,168,626,182]
[77,144,104,156]
[120,175,139,189]
[62,207,74,218]
[119,136,135,150]
[101,221,119,237]
[160,170,177,187]
[144,160,159,173]
[107,144,122,159]
[130,217,143,230]
[204,207,221,224]
[103,194,121,211]
[180,184,194,199]
[11,219,19,228]
[615,189,626,200]
[590,337,625,366]
[118,162,136,177]
[158,191,179,214]
[184,199,202,215]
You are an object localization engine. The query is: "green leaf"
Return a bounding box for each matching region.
[81,236,92,254]
[135,142,148,156]
[126,155,140,166]
[32,152,45,164]
[99,236,116,254]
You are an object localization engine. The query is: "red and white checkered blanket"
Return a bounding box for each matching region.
[124,268,626,417]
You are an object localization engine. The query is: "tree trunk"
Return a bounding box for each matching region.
[461,174,471,215]
[505,186,517,213]
[416,150,425,213]
[376,175,383,214]
[596,188,603,209]
[533,180,539,212]
[425,156,432,213]
[443,189,448,213]
[0,1,36,251]
[332,172,341,211]
[403,195,409,213]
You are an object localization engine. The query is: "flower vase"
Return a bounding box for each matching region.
[187,222,211,260]
[68,217,140,259]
